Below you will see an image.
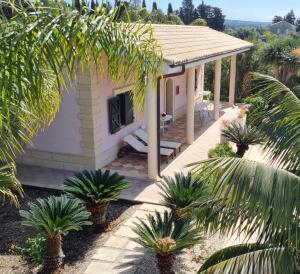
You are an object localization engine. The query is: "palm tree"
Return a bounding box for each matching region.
[159,172,210,224]
[221,123,265,157]
[133,211,202,274]
[64,169,130,227]
[190,73,300,273]
[19,195,91,271]
[0,1,161,205]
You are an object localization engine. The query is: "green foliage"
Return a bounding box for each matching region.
[159,172,211,218]
[0,163,23,206]
[191,18,207,26]
[11,234,45,265]
[64,169,130,204]
[198,243,296,274]
[208,143,236,158]
[167,2,173,16]
[250,73,300,173]
[178,0,195,25]
[133,211,202,254]
[166,13,183,25]
[20,195,92,237]
[221,122,265,156]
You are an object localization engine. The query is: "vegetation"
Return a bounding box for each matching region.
[208,143,236,158]
[221,122,265,157]
[133,211,202,274]
[191,74,300,273]
[19,195,91,270]
[0,1,161,207]
[11,234,45,265]
[64,169,130,227]
[159,172,210,224]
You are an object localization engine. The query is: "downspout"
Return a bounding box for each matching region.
[156,65,186,178]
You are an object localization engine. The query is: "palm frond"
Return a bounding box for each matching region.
[19,195,92,236]
[198,243,296,274]
[0,163,23,206]
[132,211,202,255]
[63,169,130,204]
[250,73,300,174]
[189,157,300,247]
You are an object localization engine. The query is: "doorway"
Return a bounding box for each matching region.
[165,79,174,116]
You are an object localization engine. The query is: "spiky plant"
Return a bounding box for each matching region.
[64,169,130,227]
[133,211,202,274]
[159,173,210,224]
[19,195,91,271]
[221,123,265,157]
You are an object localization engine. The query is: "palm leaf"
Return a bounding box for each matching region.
[250,73,300,174]
[198,243,296,274]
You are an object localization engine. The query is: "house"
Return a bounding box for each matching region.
[270,21,297,36]
[17,25,252,181]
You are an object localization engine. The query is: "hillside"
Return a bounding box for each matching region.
[225,19,271,28]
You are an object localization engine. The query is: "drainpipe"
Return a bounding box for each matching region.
[156,65,186,177]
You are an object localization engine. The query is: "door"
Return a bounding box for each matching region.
[165,79,174,116]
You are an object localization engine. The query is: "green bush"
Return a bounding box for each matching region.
[208,143,236,158]
[10,234,45,265]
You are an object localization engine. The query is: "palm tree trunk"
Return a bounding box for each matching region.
[156,253,175,274]
[237,144,249,158]
[44,234,64,271]
[272,61,280,79]
[86,202,108,227]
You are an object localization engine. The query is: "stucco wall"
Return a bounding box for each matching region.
[29,85,82,155]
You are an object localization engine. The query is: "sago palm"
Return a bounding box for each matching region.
[0,1,161,206]
[221,123,265,157]
[19,195,91,271]
[190,73,300,273]
[159,172,211,224]
[133,211,202,274]
[64,169,130,227]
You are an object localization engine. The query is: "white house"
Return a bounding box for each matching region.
[17,24,252,180]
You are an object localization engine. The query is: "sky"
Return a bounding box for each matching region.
[139,0,300,22]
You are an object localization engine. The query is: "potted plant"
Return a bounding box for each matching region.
[133,211,201,274]
[64,169,130,228]
[19,195,91,271]
[159,172,210,225]
[221,123,265,157]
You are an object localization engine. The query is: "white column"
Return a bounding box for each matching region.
[147,76,158,180]
[214,59,222,120]
[229,54,237,106]
[187,67,195,145]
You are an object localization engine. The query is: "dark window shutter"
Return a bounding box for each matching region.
[122,92,134,125]
[195,69,198,90]
[108,96,121,134]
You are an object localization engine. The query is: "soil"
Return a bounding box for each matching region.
[0,187,140,274]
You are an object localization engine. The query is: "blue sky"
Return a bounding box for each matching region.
[138,0,300,22]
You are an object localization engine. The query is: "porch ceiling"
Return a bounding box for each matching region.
[150,24,253,66]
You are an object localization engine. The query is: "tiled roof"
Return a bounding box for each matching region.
[150,24,253,66]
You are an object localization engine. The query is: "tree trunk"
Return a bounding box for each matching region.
[272,61,280,79]
[236,144,249,158]
[44,234,64,272]
[86,202,108,227]
[156,253,175,274]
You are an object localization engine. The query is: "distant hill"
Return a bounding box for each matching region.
[225,19,271,28]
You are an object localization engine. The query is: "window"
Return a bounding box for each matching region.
[108,91,134,134]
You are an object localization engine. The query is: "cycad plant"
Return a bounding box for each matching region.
[159,173,210,224]
[221,123,264,157]
[19,195,91,271]
[133,211,201,274]
[64,169,130,227]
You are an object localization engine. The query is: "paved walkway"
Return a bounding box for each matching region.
[84,203,167,274]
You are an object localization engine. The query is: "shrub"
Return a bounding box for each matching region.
[133,211,201,274]
[10,234,45,265]
[20,195,91,271]
[64,169,130,227]
[208,143,236,158]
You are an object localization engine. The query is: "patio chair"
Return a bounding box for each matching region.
[123,134,174,163]
[134,129,182,156]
